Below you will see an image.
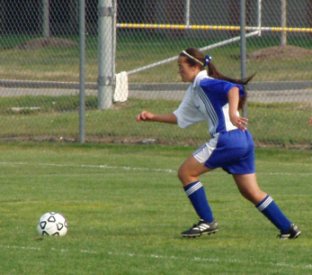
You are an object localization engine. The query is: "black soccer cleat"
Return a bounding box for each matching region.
[279,224,301,240]
[181,219,219,238]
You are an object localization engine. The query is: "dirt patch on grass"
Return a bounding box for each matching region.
[16,37,76,50]
[248,45,312,60]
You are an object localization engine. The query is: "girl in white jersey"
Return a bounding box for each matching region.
[136,48,300,239]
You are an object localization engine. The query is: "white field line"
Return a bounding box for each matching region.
[0,244,312,271]
[0,161,176,174]
[0,161,311,176]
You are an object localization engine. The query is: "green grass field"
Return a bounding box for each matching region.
[0,143,311,274]
[0,97,310,146]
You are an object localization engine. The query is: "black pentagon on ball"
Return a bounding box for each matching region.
[40,221,47,229]
[56,223,64,230]
[47,215,56,222]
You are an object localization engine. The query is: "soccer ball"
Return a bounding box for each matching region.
[37,212,68,237]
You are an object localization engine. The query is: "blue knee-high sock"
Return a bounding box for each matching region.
[256,195,292,233]
[184,181,214,223]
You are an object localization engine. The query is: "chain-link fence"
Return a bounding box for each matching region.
[0,0,311,147]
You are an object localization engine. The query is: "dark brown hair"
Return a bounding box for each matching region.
[180,47,255,109]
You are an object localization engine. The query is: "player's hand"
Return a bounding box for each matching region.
[309,117,312,125]
[230,115,248,131]
[136,111,155,122]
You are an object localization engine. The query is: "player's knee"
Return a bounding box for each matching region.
[177,166,187,183]
[177,166,194,186]
[177,166,184,182]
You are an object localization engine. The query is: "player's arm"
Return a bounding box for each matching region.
[228,87,248,131]
[136,110,177,124]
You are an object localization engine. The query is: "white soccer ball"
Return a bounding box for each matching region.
[37,212,68,237]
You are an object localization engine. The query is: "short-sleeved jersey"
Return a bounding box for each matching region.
[173,70,246,137]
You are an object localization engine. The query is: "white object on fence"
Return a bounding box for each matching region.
[114,71,128,102]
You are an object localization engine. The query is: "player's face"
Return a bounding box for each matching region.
[178,56,200,82]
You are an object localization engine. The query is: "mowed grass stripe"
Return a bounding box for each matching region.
[1,244,312,271]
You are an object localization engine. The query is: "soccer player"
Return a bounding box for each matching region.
[136,48,301,239]
[309,117,312,125]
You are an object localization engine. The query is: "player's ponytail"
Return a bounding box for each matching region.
[181,48,255,86]
[207,61,255,85]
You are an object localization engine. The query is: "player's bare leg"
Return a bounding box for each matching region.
[232,173,266,204]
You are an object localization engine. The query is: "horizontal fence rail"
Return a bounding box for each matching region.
[117,23,312,33]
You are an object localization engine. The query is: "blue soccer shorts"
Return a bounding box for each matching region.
[193,129,255,174]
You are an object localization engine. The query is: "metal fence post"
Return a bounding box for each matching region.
[185,0,191,26]
[98,0,115,109]
[281,0,287,46]
[42,0,50,38]
[240,0,248,117]
[79,0,86,143]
